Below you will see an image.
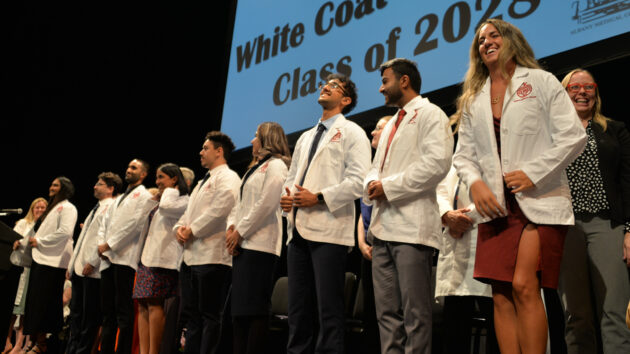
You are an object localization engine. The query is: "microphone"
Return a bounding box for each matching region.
[0,208,23,215]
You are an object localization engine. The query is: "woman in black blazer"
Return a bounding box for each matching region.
[558,68,630,353]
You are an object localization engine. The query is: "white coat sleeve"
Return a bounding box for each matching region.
[107,193,152,253]
[235,161,288,239]
[519,74,587,187]
[159,188,189,220]
[436,167,457,217]
[36,205,78,248]
[320,126,372,213]
[189,173,240,238]
[453,110,484,189]
[381,109,453,202]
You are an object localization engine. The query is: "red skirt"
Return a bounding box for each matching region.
[474,190,567,289]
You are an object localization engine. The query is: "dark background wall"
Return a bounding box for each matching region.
[1,1,629,230]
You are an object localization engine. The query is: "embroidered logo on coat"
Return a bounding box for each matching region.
[330,129,342,142]
[514,82,536,102]
[407,111,419,124]
[132,191,141,199]
[57,205,64,212]
[260,161,270,173]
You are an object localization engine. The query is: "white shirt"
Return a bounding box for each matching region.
[435,166,491,298]
[139,188,189,270]
[32,199,78,269]
[363,96,453,249]
[284,114,371,246]
[453,66,587,225]
[227,157,288,256]
[67,197,115,279]
[175,164,241,266]
[97,185,152,271]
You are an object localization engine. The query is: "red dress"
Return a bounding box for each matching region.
[473,116,567,289]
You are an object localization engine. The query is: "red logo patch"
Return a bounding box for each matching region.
[407,111,418,124]
[260,161,270,173]
[56,206,63,212]
[330,129,342,142]
[514,82,536,102]
[132,192,140,199]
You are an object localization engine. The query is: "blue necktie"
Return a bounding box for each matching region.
[299,123,326,186]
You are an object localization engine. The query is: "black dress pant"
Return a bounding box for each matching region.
[182,263,231,354]
[100,264,135,354]
[286,231,347,354]
[67,273,101,354]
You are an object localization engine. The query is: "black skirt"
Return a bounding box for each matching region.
[231,249,278,317]
[23,260,66,335]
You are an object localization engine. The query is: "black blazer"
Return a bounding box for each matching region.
[592,119,630,226]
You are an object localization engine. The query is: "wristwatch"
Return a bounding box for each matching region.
[316,192,325,204]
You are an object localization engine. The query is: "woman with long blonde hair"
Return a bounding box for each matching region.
[452,19,586,353]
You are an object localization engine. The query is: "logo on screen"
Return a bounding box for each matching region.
[572,0,630,24]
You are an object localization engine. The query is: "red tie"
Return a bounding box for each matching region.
[380,109,405,172]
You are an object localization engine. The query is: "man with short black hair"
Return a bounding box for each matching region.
[364,58,453,354]
[175,132,240,354]
[66,172,122,354]
[280,73,371,353]
[97,159,152,354]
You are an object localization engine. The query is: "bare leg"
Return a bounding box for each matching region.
[492,281,520,354]
[4,316,15,354]
[137,300,150,354]
[8,319,25,354]
[512,224,547,354]
[147,298,165,354]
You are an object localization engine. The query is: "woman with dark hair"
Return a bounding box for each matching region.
[452,19,586,353]
[133,163,189,354]
[225,122,290,354]
[558,69,630,353]
[23,177,78,353]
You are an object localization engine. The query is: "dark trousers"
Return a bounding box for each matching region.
[442,296,499,354]
[99,264,136,354]
[182,263,230,354]
[232,315,269,354]
[67,274,102,354]
[286,231,347,354]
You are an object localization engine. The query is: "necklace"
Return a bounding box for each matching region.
[491,97,500,104]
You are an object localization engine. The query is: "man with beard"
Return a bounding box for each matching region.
[363,58,453,354]
[174,132,240,354]
[280,73,371,353]
[97,159,152,354]
[66,172,122,354]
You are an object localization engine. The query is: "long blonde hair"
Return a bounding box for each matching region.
[249,122,291,168]
[23,197,48,224]
[452,19,541,129]
[561,68,608,131]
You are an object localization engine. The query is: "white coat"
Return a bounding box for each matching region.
[67,197,115,278]
[139,188,189,270]
[32,199,78,269]
[97,185,152,271]
[363,96,453,249]
[284,114,371,246]
[227,157,288,256]
[435,166,491,298]
[175,164,241,266]
[453,66,587,225]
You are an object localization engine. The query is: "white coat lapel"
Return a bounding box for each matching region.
[309,115,345,165]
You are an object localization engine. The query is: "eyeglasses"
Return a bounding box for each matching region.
[318,81,348,96]
[567,83,597,92]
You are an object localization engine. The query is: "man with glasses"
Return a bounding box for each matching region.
[280,73,371,353]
